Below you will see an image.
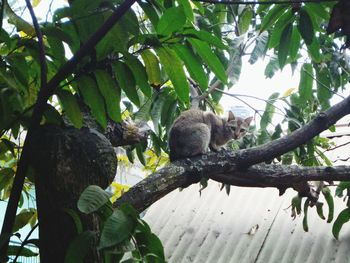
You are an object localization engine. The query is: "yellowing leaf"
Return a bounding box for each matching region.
[32,0,41,7]
[117,154,130,166]
[110,182,130,203]
[282,88,295,97]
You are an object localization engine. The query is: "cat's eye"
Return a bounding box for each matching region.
[240,129,246,132]
[231,126,236,131]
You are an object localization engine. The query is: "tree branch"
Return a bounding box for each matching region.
[45,0,136,99]
[115,153,350,213]
[237,95,350,167]
[0,0,47,258]
[116,95,350,212]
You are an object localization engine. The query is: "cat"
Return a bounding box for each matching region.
[168,109,252,161]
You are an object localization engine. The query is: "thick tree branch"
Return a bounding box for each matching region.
[115,152,350,213]
[116,95,350,212]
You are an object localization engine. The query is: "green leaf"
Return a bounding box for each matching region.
[135,97,152,121]
[62,208,83,234]
[46,36,66,66]
[249,31,268,64]
[97,201,114,221]
[141,50,161,86]
[94,70,121,122]
[136,143,146,166]
[7,245,38,257]
[336,182,350,197]
[183,28,227,50]
[113,61,140,107]
[278,23,293,69]
[332,208,350,240]
[120,10,140,36]
[77,75,107,129]
[64,231,95,263]
[303,199,310,232]
[156,46,190,104]
[265,55,279,78]
[306,3,330,20]
[156,6,186,35]
[177,0,194,21]
[298,9,314,46]
[188,38,227,84]
[316,202,326,220]
[96,16,128,60]
[0,168,15,193]
[268,9,294,49]
[13,210,36,233]
[56,89,83,128]
[298,63,313,101]
[99,210,134,249]
[306,38,321,63]
[151,90,169,135]
[138,1,159,27]
[228,54,242,85]
[42,25,74,46]
[124,55,152,98]
[78,185,111,214]
[161,92,177,131]
[5,4,35,36]
[43,103,63,125]
[134,222,165,260]
[74,10,104,43]
[260,5,289,33]
[260,92,279,130]
[316,67,332,110]
[291,195,302,215]
[322,187,334,223]
[271,124,282,140]
[289,26,301,62]
[172,44,208,91]
[238,7,253,35]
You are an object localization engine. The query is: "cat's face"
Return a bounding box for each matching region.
[227,111,253,139]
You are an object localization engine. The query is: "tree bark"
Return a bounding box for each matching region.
[30,125,117,262]
[115,152,350,213]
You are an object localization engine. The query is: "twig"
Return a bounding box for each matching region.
[0,0,47,258]
[216,89,287,116]
[13,223,39,263]
[192,49,241,106]
[0,0,5,30]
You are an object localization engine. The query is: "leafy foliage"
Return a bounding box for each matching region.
[75,185,165,262]
[1,0,350,260]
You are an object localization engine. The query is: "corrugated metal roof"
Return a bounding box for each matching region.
[143,124,350,263]
[143,183,350,263]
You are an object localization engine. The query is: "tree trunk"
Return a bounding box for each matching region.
[30,125,117,262]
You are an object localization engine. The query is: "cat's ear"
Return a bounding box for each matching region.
[228,111,235,121]
[244,116,253,125]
